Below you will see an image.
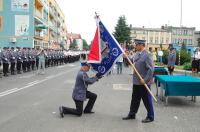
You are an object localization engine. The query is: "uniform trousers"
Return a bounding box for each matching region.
[22,61,27,72]
[62,91,97,116]
[27,61,31,71]
[31,61,35,70]
[116,62,123,74]
[17,61,22,73]
[129,85,154,120]
[3,63,9,75]
[10,62,15,74]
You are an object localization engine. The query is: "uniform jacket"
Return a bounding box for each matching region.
[10,50,17,63]
[167,52,176,67]
[17,50,23,62]
[1,50,9,63]
[72,70,98,101]
[133,50,154,85]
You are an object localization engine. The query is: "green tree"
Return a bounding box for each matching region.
[175,50,191,65]
[69,39,77,49]
[82,39,89,50]
[113,15,131,44]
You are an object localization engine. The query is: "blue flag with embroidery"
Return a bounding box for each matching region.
[89,20,123,76]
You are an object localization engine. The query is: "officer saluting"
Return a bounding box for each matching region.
[123,39,154,123]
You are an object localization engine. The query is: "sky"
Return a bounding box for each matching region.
[56,0,200,43]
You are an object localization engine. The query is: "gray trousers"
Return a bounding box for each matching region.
[37,60,45,74]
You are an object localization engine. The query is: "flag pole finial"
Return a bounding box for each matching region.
[95,12,100,19]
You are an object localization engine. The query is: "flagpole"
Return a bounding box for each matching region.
[123,52,157,102]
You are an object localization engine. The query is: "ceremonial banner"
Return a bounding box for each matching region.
[88,18,123,76]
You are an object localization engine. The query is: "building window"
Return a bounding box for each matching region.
[188,39,192,45]
[150,37,153,43]
[0,0,2,11]
[183,30,188,35]
[161,37,164,44]
[183,39,187,45]
[166,38,169,44]
[178,29,182,35]
[172,30,176,35]
[0,16,2,32]
[155,37,158,44]
[188,30,193,36]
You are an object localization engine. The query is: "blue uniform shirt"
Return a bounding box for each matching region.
[72,70,98,101]
[132,50,154,85]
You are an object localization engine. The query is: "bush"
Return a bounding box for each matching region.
[183,62,192,70]
[176,50,191,65]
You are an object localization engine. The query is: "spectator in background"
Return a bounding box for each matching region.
[116,54,123,74]
[157,48,163,66]
[167,48,176,75]
[192,48,200,74]
[128,51,135,63]
[152,50,157,64]
[123,51,129,67]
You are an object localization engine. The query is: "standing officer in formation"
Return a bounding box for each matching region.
[123,39,154,123]
[0,47,81,77]
[9,47,17,75]
[16,47,23,74]
[59,62,102,117]
[22,47,28,72]
[31,48,36,71]
[0,47,2,77]
[1,47,9,77]
[27,48,32,72]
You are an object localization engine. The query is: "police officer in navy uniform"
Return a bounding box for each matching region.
[1,47,9,76]
[0,47,2,77]
[31,48,36,70]
[10,47,17,75]
[22,47,28,72]
[27,48,32,71]
[16,47,23,74]
[59,62,102,117]
[122,39,154,123]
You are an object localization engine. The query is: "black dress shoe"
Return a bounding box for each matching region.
[122,115,135,120]
[84,111,95,114]
[141,117,154,123]
[4,74,8,77]
[59,106,64,118]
